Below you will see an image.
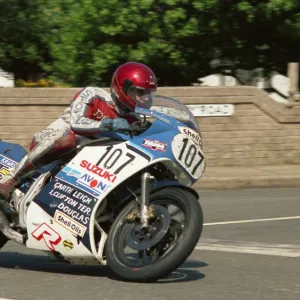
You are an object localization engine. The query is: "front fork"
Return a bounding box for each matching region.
[140,172,155,228]
[126,172,155,228]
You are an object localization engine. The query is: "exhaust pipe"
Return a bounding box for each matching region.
[0,209,24,245]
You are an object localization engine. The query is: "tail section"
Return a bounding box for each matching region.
[0,141,27,176]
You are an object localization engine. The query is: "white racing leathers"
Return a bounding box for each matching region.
[4,87,116,180]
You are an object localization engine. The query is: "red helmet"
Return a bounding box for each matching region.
[110,62,157,115]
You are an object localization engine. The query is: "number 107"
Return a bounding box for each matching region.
[178,138,204,176]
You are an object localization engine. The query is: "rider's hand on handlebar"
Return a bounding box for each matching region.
[100,118,130,132]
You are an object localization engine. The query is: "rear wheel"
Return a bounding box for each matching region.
[106,187,203,282]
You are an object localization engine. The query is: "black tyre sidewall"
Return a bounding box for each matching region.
[106,187,203,282]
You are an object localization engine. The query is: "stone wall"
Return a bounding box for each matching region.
[0,86,299,167]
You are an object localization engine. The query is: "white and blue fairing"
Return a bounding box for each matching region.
[0,94,205,263]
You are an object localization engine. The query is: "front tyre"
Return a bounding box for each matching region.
[106,187,203,282]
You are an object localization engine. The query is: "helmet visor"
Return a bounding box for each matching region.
[124,79,154,102]
[127,86,152,100]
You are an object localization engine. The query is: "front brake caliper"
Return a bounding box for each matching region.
[125,206,155,223]
[125,207,139,223]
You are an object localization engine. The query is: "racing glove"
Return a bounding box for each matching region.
[100,118,130,132]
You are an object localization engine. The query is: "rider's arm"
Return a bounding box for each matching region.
[69,87,109,135]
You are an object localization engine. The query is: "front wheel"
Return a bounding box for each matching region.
[106,187,203,282]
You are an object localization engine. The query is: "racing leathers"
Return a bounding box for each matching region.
[0,87,139,200]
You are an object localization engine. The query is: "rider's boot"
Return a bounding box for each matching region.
[0,155,34,201]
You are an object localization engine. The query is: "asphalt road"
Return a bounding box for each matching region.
[0,188,300,300]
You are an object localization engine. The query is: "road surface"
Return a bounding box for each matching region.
[0,188,300,300]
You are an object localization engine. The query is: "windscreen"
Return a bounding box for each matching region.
[135,94,200,133]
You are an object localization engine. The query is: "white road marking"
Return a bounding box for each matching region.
[196,239,300,257]
[0,298,15,300]
[203,216,300,226]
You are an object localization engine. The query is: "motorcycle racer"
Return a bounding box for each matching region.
[0,62,158,200]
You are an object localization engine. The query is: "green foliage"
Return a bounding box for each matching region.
[1,0,300,86]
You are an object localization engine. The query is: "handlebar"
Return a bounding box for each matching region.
[102,121,147,137]
[118,122,147,137]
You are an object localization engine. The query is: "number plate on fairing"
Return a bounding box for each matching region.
[171,134,205,179]
[54,142,152,198]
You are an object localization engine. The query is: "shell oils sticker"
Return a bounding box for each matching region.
[178,126,202,147]
[54,210,87,238]
[63,239,74,250]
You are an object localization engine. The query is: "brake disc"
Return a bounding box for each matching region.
[124,205,170,251]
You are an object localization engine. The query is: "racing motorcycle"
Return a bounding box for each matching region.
[0,94,205,282]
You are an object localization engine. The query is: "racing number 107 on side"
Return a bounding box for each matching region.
[172,133,205,179]
[96,145,136,175]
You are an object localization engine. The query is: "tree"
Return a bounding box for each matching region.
[0,0,58,80]
[43,0,218,86]
[1,0,300,86]
[206,0,300,76]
